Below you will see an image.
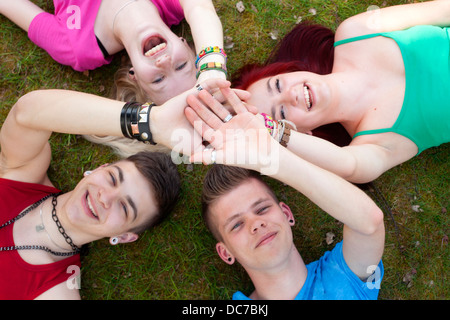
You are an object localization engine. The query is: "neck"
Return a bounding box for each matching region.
[246,245,307,300]
[112,0,164,46]
[325,71,373,135]
[37,194,81,253]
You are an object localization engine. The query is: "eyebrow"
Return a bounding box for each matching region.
[223,198,269,229]
[113,165,138,222]
[267,77,273,94]
[266,78,277,119]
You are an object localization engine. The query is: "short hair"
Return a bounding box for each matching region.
[126,151,180,234]
[201,165,278,241]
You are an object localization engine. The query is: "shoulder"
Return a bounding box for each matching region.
[34,282,81,300]
[335,9,379,42]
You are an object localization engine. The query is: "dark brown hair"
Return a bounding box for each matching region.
[201,165,277,241]
[126,151,180,234]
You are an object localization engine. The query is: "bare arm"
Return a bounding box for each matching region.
[285,131,416,183]
[0,79,231,184]
[336,0,450,41]
[179,0,226,82]
[0,90,124,184]
[34,282,81,300]
[0,0,44,32]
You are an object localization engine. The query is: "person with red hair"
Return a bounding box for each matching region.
[231,1,449,184]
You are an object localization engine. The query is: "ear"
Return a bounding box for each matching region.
[128,67,136,81]
[216,242,235,265]
[279,202,295,226]
[110,233,139,245]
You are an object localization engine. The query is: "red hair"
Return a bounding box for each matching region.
[233,22,351,146]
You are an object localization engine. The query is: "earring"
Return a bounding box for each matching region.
[83,170,92,176]
[289,219,294,223]
[110,237,119,245]
[227,257,232,262]
[128,69,134,75]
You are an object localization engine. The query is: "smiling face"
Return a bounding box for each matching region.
[246,71,333,133]
[64,161,157,243]
[129,31,197,105]
[209,178,295,271]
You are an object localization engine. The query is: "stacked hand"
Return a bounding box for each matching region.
[185,84,281,174]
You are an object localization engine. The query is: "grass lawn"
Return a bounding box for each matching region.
[0,0,448,301]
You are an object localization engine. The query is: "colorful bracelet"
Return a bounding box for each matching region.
[120,101,157,145]
[261,113,296,147]
[261,113,279,139]
[196,61,227,79]
[195,46,227,68]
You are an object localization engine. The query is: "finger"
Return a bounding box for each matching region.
[232,89,252,101]
[184,107,215,142]
[220,87,248,114]
[190,147,220,165]
[198,90,232,122]
[212,89,250,105]
[197,78,231,93]
[245,103,259,115]
[186,94,224,131]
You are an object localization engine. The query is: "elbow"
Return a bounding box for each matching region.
[339,151,383,184]
[339,152,361,182]
[12,90,49,127]
[362,205,385,236]
[11,92,36,127]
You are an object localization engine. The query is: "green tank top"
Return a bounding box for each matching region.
[334,25,450,154]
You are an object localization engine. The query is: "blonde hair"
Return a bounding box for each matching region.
[83,55,171,158]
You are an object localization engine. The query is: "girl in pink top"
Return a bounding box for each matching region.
[0,0,226,105]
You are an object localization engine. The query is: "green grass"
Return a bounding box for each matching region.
[0,0,448,301]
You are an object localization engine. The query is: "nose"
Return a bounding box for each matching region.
[251,218,267,234]
[277,86,298,107]
[155,54,171,69]
[98,186,119,209]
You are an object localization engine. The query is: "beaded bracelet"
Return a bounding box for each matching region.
[261,113,295,147]
[120,101,157,145]
[196,61,227,79]
[261,113,279,139]
[195,46,227,68]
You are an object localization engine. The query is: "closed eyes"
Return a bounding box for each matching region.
[152,61,188,84]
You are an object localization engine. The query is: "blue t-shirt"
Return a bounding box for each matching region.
[233,241,384,300]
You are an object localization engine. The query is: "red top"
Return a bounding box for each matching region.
[0,178,81,300]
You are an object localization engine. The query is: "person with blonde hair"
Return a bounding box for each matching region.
[1,0,226,104]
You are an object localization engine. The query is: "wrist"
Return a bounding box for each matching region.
[197,69,227,82]
[120,102,157,145]
[149,105,162,145]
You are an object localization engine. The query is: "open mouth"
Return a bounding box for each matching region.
[85,193,99,219]
[303,84,313,111]
[143,35,167,57]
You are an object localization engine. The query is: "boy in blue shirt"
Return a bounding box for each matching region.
[200,164,384,300]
